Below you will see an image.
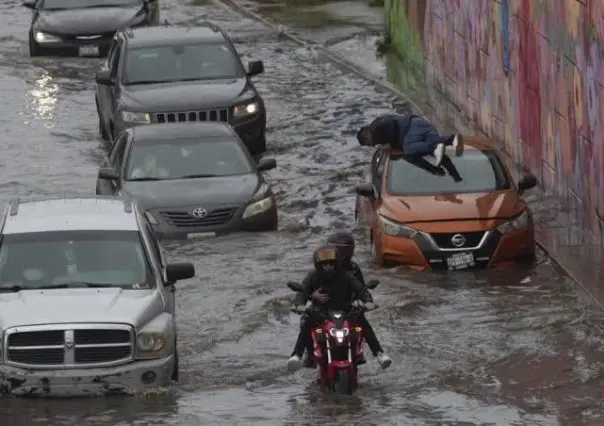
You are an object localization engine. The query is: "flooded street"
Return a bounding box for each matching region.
[2,0,604,424]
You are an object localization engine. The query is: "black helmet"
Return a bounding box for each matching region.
[313,244,341,273]
[327,231,355,261]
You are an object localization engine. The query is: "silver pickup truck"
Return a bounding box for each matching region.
[0,196,195,396]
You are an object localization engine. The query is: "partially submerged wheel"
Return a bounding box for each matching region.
[332,369,353,394]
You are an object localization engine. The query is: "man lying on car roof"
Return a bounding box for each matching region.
[356,113,464,167]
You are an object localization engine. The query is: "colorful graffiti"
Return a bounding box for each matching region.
[387,0,604,242]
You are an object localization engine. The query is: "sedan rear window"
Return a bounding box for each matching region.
[386,150,510,195]
[123,44,243,84]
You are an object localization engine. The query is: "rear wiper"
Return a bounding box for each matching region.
[128,177,164,181]
[37,282,117,289]
[179,174,219,179]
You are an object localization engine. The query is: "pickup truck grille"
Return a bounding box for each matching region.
[160,207,237,228]
[154,108,229,124]
[4,324,134,368]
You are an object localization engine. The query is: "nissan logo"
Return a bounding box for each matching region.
[191,208,207,218]
[450,234,466,247]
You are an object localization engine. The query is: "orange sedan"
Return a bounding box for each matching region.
[354,138,537,271]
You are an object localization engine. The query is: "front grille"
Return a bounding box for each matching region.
[429,231,486,249]
[154,109,229,124]
[64,31,115,41]
[5,325,133,368]
[160,207,237,228]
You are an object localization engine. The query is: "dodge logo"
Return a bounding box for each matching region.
[450,234,466,247]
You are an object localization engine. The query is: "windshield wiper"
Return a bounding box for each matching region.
[178,174,219,179]
[128,177,164,181]
[125,80,176,85]
[37,282,117,289]
[0,285,26,292]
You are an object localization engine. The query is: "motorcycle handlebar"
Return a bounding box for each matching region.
[290,300,378,314]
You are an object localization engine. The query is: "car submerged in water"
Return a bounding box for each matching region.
[22,0,159,57]
[355,137,538,271]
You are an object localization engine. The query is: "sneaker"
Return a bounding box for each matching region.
[432,143,445,167]
[377,353,392,370]
[452,134,464,156]
[287,355,302,371]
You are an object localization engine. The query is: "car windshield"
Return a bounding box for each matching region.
[123,44,243,84]
[386,150,510,195]
[125,138,253,181]
[0,231,155,290]
[42,0,140,9]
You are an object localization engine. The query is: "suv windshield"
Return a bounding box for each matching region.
[125,138,253,181]
[123,44,243,84]
[0,231,154,290]
[42,0,140,9]
[387,150,510,195]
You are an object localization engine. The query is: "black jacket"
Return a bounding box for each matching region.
[344,260,365,285]
[368,114,418,149]
[294,268,373,311]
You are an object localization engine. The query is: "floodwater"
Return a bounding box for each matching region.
[1,0,604,425]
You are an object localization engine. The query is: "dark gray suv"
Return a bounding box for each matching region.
[94,23,267,155]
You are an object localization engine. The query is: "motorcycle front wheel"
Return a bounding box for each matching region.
[332,368,354,395]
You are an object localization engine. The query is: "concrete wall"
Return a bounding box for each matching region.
[385,0,604,243]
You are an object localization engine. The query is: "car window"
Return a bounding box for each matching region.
[42,0,140,10]
[109,134,128,169]
[0,231,155,290]
[386,150,510,195]
[123,43,244,84]
[125,137,254,181]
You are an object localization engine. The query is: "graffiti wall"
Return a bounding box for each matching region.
[386,0,604,242]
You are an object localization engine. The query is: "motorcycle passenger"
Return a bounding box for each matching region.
[287,244,374,371]
[326,231,392,369]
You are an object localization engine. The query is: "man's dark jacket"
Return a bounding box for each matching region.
[294,269,373,311]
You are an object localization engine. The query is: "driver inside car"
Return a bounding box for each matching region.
[130,152,170,180]
[287,244,374,371]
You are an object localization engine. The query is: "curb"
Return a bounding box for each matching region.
[214,0,599,306]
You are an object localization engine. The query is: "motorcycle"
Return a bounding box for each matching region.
[287,279,380,395]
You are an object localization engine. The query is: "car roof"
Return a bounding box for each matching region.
[130,122,238,141]
[388,135,493,156]
[122,24,226,48]
[2,197,140,235]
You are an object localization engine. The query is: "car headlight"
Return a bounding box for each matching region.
[497,210,529,234]
[145,211,158,225]
[136,313,173,360]
[378,215,418,238]
[233,101,259,118]
[121,111,151,124]
[243,185,273,219]
[34,31,60,43]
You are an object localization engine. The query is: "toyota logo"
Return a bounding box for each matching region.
[450,234,466,247]
[191,208,207,218]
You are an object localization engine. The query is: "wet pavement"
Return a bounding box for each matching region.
[2,0,604,425]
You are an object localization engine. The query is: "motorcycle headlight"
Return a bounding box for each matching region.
[121,111,151,124]
[242,183,273,219]
[34,31,60,43]
[136,313,173,360]
[329,327,349,343]
[497,210,529,234]
[378,215,418,238]
[233,101,259,118]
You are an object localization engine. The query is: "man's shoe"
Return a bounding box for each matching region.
[453,134,464,156]
[377,352,392,369]
[287,355,302,371]
[432,143,445,167]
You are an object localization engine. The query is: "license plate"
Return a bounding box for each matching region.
[446,253,475,270]
[78,45,99,57]
[187,232,216,239]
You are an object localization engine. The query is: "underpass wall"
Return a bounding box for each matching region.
[385,0,604,247]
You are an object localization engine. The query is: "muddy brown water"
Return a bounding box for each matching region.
[1,1,604,425]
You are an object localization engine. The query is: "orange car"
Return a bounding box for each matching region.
[354,138,537,271]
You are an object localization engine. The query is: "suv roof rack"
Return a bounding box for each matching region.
[5,196,134,216]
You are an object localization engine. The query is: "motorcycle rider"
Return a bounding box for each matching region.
[287,244,379,371]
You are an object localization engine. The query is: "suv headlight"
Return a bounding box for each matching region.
[233,101,259,118]
[136,313,173,360]
[497,210,529,234]
[243,183,273,219]
[121,111,151,124]
[378,215,418,238]
[34,31,60,43]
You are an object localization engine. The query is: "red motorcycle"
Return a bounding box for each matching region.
[287,280,379,395]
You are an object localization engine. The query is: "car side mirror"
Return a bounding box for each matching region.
[98,167,120,181]
[355,182,376,199]
[257,157,276,171]
[165,262,195,283]
[247,60,264,77]
[517,174,537,195]
[96,69,113,85]
[22,0,36,9]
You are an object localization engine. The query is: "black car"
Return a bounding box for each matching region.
[95,122,278,239]
[94,23,267,155]
[22,0,159,57]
